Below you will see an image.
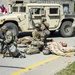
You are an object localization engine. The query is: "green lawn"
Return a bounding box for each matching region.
[55,61,75,75]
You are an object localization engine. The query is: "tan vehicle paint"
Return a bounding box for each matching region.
[0,0,75,37]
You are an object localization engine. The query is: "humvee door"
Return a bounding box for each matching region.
[46,6,60,29]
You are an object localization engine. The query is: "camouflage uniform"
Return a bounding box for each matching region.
[18,36,32,44]
[25,45,40,55]
[44,40,75,56]
[25,40,44,55]
[32,23,45,48]
[24,23,44,54]
[40,20,50,37]
[32,23,41,41]
[32,23,47,42]
[18,23,45,54]
[0,26,25,58]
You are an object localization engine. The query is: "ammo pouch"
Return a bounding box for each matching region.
[9,44,19,56]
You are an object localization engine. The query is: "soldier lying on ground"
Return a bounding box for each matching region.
[17,36,44,55]
[17,21,50,44]
[17,23,46,54]
[17,22,50,55]
[43,39,75,56]
[0,26,25,58]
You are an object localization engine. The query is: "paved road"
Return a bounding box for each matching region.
[0,32,75,75]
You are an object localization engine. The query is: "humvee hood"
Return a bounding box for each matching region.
[0,13,26,20]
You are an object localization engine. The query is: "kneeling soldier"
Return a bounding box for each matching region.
[0,26,26,58]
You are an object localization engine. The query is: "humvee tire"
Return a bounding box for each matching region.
[3,22,19,36]
[60,21,74,37]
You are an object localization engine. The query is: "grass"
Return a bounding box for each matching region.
[55,61,75,75]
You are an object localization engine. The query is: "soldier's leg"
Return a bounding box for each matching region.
[51,48,65,56]
[49,44,65,56]
[26,46,40,55]
[61,47,75,53]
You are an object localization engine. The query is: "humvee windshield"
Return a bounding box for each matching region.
[20,6,26,12]
[12,7,18,12]
[12,6,26,12]
[50,8,58,14]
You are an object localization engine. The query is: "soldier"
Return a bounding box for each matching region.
[17,36,32,44]
[40,20,50,37]
[32,23,41,41]
[0,26,25,58]
[18,23,46,54]
[43,39,75,56]
[32,23,47,43]
[25,39,45,55]
[22,23,44,54]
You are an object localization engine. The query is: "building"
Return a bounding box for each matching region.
[29,0,75,14]
[0,0,74,14]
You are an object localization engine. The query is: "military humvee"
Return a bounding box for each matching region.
[0,0,75,37]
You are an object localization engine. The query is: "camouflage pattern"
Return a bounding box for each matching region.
[0,26,25,58]
[32,23,43,41]
[21,36,32,44]
[60,47,75,53]
[32,30,40,41]
[32,29,46,42]
[46,41,75,56]
[40,22,50,37]
[46,42,66,56]
[39,31,46,42]
[25,46,40,55]
[32,22,50,42]
[0,26,8,32]
[17,36,33,44]
[31,41,44,48]
[25,40,44,55]
[4,30,13,44]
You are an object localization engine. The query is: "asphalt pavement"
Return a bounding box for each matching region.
[0,32,75,75]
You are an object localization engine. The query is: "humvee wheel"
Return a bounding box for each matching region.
[60,21,74,37]
[3,22,19,36]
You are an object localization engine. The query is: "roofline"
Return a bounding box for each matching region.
[27,3,61,6]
